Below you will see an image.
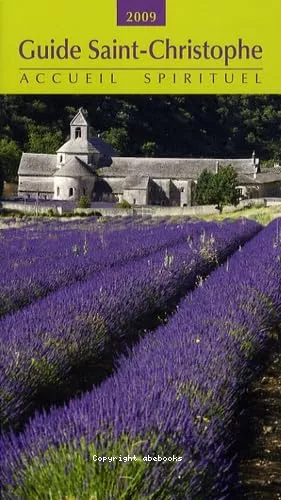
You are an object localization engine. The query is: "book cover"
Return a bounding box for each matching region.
[0,0,280,93]
[0,1,281,499]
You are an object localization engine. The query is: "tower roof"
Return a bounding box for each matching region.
[57,138,99,154]
[54,157,94,177]
[70,108,88,126]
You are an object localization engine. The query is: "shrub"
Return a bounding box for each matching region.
[117,199,131,209]
[77,196,90,209]
[46,208,56,217]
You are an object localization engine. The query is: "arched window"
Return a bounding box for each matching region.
[60,155,63,163]
[75,127,81,139]
[83,188,86,195]
[57,187,60,196]
[69,187,74,197]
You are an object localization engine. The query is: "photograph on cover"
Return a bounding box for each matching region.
[0,93,281,498]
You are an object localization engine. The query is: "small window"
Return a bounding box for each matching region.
[75,127,81,139]
[180,187,184,193]
[60,155,63,163]
[57,187,60,196]
[133,198,136,205]
[83,188,86,195]
[69,187,74,197]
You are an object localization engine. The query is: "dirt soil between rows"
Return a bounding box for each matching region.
[236,341,281,499]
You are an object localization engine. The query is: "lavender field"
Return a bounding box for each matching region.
[0,216,279,498]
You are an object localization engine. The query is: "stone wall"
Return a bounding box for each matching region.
[75,198,265,217]
[0,197,266,218]
[0,201,62,214]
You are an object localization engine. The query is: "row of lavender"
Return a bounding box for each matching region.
[0,219,260,434]
[0,218,159,261]
[1,220,280,498]
[0,221,205,318]
[0,215,163,261]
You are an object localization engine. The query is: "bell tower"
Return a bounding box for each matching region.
[70,108,89,141]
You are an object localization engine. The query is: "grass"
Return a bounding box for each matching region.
[7,434,187,500]
[2,202,281,226]
[202,204,281,225]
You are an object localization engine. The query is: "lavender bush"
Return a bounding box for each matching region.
[0,221,207,317]
[0,220,280,498]
[0,219,259,434]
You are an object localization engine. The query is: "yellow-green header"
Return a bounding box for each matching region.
[0,0,280,94]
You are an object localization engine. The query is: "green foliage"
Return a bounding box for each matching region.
[141,141,158,157]
[46,208,56,217]
[194,170,215,205]
[195,166,239,213]
[0,164,4,197]
[101,127,129,155]
[0,208,25,218]
[27,124,63,154]
[0,138,21,182]
[9,433,187,500]
[260,159,275,169]
[77,195,91,209]
[1,94,281,162]
[117,199,132,209]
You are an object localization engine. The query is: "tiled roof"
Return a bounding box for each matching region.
[254,171,281,184]
[89,136,118,157]
[124,175,150,189]
[238,171,281,185]
[237,173,259,185]
[57,138,99,154]
[18,153,57,176]
[98,157,257,180]
[53,157,94,178]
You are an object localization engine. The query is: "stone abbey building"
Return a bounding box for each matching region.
[18,108,281,205]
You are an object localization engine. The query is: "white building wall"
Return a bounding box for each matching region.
[172,180,192,206]
[152,178,171,198]
[54,176,95,201]
[123,189,147,205]
[57,153,66,167]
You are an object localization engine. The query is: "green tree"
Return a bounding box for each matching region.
[0,138,21,182]
[0,164,4,197]
[27,124,63,154]
[141,141,158,157]
[77,195,90,209]
[101,127,129,155]
[195,170,216,205]
[195,166,239,213]
[214,166,239,213]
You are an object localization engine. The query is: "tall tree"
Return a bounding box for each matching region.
[0,138,21,182]
[195,166,239,213]
[27,124,63,154]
